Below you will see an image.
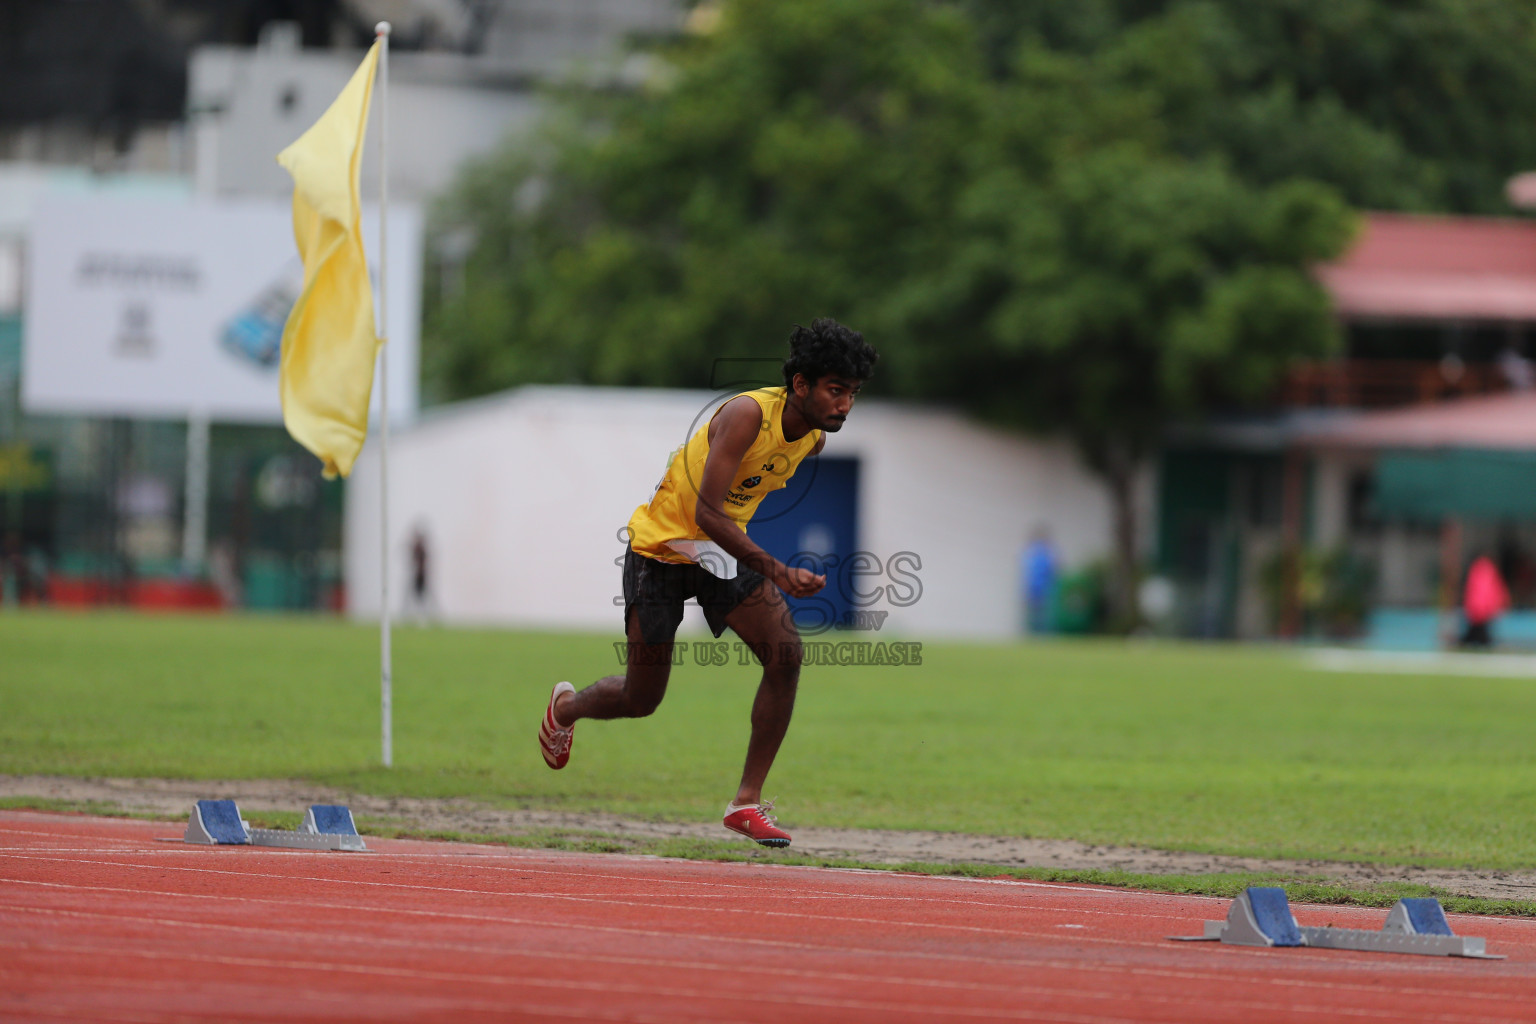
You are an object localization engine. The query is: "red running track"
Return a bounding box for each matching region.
[2,809,1535,1023]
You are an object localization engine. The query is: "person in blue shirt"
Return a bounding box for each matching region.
[1021,528,1059,635]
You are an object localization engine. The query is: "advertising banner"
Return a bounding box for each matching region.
[23,195,420,424]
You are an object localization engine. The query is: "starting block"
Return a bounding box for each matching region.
[300,804,362,838]
[184,799,250,845]
[183,800,367,852]
[1173,887,1501,959]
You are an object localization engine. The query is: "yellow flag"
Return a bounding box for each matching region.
[276,41,381,479]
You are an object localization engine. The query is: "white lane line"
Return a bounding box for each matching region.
[2,850,1524,974]
[0,853,1222,942]
[0,941,1187,1024]
[2,874,1521,989]
[4,844,1528,963]
[0,824,1178,901]
[5,935,1502,1024]
[6,901,1525,1009]
[0,845,1191,929]
[0,997,185,1024]
[0,967,723,1024]
[0,816,1227,901]
[0,902,1119,999]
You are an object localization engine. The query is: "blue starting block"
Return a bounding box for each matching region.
[300,804,360,837]
[1173,887,1501,959]
[183,800,367,852]
[184,799,251,845]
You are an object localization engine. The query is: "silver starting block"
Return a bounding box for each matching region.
[1172,887,1501,959]
[183,799,367,851]
[248,827,368,851]
[252,803,368,851]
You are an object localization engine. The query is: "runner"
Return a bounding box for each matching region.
[538,318,878,847]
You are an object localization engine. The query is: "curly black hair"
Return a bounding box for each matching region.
[781,319,878,388]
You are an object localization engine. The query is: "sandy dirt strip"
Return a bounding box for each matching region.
[3,774,1534,901]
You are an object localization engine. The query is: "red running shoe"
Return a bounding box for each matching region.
[539,681,576,769]
[723,800,791,848]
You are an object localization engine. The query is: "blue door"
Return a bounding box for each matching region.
[746,456,859,634]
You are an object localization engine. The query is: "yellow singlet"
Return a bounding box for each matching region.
[627,387,822,566]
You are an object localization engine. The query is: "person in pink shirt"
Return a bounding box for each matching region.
[1461,554,1511,648]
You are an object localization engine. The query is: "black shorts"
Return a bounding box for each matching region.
[623,546,767,646]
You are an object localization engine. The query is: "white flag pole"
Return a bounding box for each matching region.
[375,21,393,768]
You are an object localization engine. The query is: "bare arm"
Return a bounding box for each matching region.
[695,396,825,598]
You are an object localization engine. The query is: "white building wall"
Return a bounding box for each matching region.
[347,386,1123,639]
[483,0,685,74]
[188,43,541,202]
[840,403,1113,637]
[187,0,687,203]
[1311,455,1351,549]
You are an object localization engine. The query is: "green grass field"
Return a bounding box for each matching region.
[5,610,1536,874]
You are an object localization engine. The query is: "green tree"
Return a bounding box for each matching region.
[428,0,984,398]
[961,0,1536,213]
[876,46,1353,623]
[426,0,1360,625]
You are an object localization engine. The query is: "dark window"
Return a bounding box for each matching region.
[1240,460,1283,529]
[1347,470,1379,532]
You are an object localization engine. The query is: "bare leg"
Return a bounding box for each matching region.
[723,581,802,806]
[556,609,672,724]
